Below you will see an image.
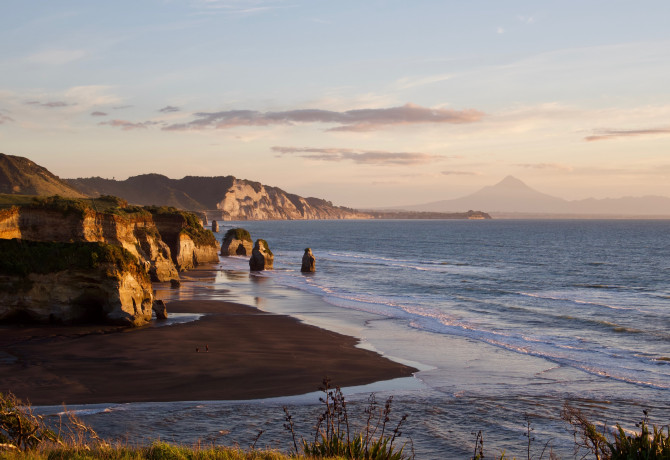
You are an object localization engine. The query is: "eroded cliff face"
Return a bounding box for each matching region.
[0,270,153,326]
[0,240,154,326]
[0,207,178,282]
[0,198,221,326]
[215,180,369,220]
[149,210,219,271]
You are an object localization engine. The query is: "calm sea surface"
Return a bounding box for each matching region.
[45,220,670,458]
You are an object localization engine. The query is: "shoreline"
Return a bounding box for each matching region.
[1,291,417,406]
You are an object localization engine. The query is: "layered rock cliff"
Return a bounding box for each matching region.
[0,240,153,326]
[213,179,369,220]
[0,196,220,325]
[146,206,220,270]
[0,196,178,282]
[66,174,369,220]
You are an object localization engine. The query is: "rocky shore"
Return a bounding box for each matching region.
[0,269,417,405]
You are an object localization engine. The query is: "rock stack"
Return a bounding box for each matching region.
[301,248,316,273]
[212,220,219,232]
[221,228,254,256]
[249,239,274,271]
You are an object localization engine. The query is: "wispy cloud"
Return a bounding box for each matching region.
[24,48,86,66]
[441,170,480,176]
[165,103,484,132]
[585,127,670,142]
[159,105,180,113]
[0,114,14,124]
[190,0,296,15]
[26,100,73,108]
[113,105,133,110]
[90,111,108,117]
[272,146,440,165]
[516,163,573,171]
[98,119,158,131]
[394,73,452,90]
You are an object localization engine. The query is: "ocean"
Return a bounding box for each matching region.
[45,219,670,458]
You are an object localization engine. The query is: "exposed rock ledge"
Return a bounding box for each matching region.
[0,195,220,326]
[0,240,153,326]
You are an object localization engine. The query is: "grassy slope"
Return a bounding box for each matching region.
[0,153,85,198]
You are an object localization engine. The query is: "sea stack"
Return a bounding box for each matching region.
[152,299,168,320]
[212,220,219,232]
[301,248,316,273]
[221,228,254,256]
[249,239,274,271]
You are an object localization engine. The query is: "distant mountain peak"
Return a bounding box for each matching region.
[494,175,530,189]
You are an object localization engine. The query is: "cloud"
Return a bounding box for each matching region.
[272,146,440,165]
[113,105,133,110]
[90,111,108,117]
[585,127,670,142]
[441,170,480,176]
[24,48,86,66]
[164,103,484,132]
[25,100,73,108]
[516,163,573,172]
[394,73,452,90]
[190,0,296,15]
[159,105,180,113]
[0,114,14,124]
[497,27,505,34]
[98,119,158,131]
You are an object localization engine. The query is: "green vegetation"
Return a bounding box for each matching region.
[0,194,150,218]
[224,228,252,242]
[255,239,273,256]
[146,206,217,247]
[2,391,668,459]
[561,404,670,460]
[0,240,143,280]
[0,443,305,459]
[284,379,409,460]
[0,392,58,451]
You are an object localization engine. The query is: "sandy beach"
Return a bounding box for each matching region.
[0,294,416,406]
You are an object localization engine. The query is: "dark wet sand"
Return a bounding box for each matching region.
[0,299,416,405]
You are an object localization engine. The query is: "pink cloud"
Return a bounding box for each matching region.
[585,127,670,141]
[273,146,440,165]
[165,103,484,132]
[98,119,156,131]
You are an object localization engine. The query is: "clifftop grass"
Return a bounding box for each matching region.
[0,194,151,219]
[224,227,252,242]
[0,239,144,281]
[147,205,218,247]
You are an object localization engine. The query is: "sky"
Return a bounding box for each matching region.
[1,0,670,208]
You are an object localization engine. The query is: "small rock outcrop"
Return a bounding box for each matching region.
[211,220,219,232]
[221,227,253,256]
[249,239,274,271]
[301,248,316,273]
[152,299,168,320]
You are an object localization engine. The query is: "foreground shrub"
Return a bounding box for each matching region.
[0,392,58,451]
[283,378,410,460]
[562,403,670,460]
